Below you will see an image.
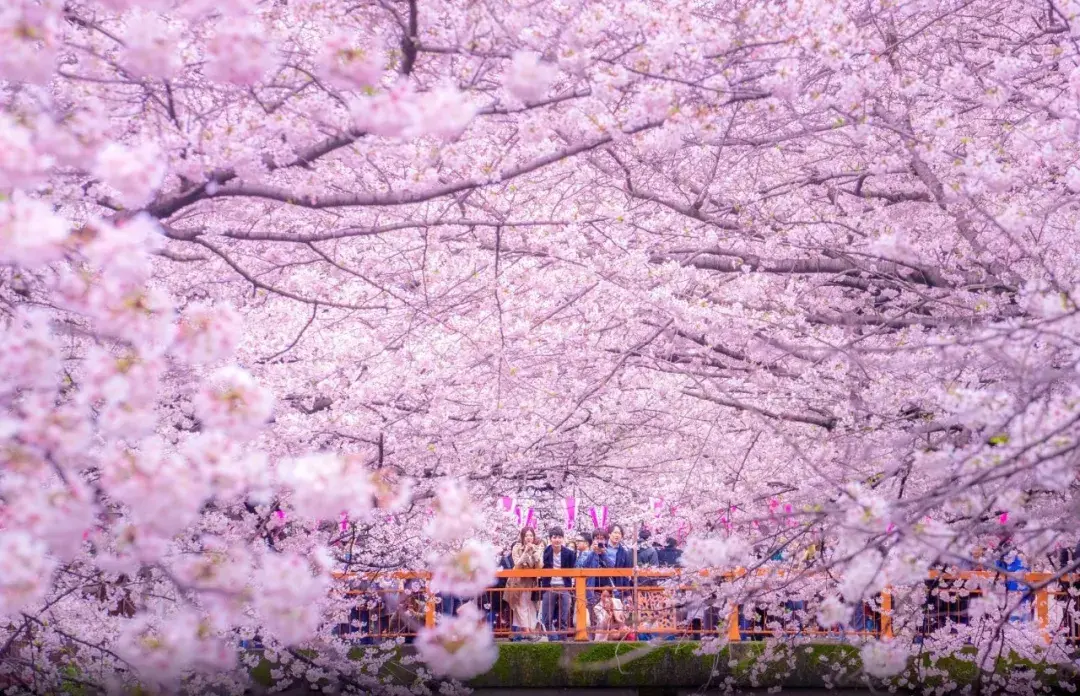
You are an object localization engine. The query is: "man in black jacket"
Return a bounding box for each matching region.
[541,526,576,639]
[637,528,660,566]
[657,537,682,567]
[606,524,635,591]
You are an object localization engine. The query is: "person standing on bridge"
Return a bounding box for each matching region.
[605,524,634,594]
[657,537,682,567]
[541,526,577,639]
[508,527,543,639]
[574,532,600,606]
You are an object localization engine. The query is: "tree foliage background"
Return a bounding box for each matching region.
[3,0,1080,692]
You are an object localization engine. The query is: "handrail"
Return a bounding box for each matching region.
[330,568,1079,644]
[334,568,1077,581]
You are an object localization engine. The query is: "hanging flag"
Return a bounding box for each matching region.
[565,496,576,530]
[588,505,609,530]
[649,497,665,518]
[513,506,536,529]
[340,512,349,532]
[500,496,519,518]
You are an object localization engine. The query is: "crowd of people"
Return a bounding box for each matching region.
[491,524,680,641]
[330,527,1080,645]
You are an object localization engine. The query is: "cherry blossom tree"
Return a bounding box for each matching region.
[3,0,1080,692]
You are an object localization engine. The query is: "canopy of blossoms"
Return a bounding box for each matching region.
[2,0,1080,692]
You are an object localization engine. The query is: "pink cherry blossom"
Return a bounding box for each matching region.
[317,29,384,91]
[0,115,52,190]
[181,431,266,500]
[351,81,421,138]
[252,552,330,645]
[0,0,1079,690]
[100,438,210,538]
[859,640,909,679]
[204,21,276,85]
[0,530,56,618]
[121,12,182,79]
[429,540,499,598]
[94,141,168,209]
[838,550,887,602]
[415,603,498,680]
[276,452,375,521]
[173,301,242,365]
[504,51,557,103]
[193,366,274,438]
[418,86,477,141]
[426,481,480,543]
[2,476,96,561]
[681,535,747,569]
[815,595,851,628]
[0,1,60,84]
[117,611,237,687]
[0,309,60,393]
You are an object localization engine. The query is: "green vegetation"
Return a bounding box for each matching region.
[38,642,1080,694]
[237,641,1079,693]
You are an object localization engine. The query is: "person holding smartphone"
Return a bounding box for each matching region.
[573,532,599,604]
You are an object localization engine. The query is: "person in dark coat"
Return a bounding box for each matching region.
[605,524,634,590]
[637,528,660,567]
[574,531,600,607]
[486,546,514,633]
[657,537,682,567]
[541,526,576,638]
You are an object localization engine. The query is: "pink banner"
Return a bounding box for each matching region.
[565,497,576,530]
[514,506,536,528]
[588,505,608,530]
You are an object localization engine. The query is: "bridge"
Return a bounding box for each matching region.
[231,567,1080,694]
[331,567,1069,642]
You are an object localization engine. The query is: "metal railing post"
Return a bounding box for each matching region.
[881,588,893,638]
[425,597,436,629]
[1030,572,1050,643]
[575,577,589,641]
[727,604,741,641]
